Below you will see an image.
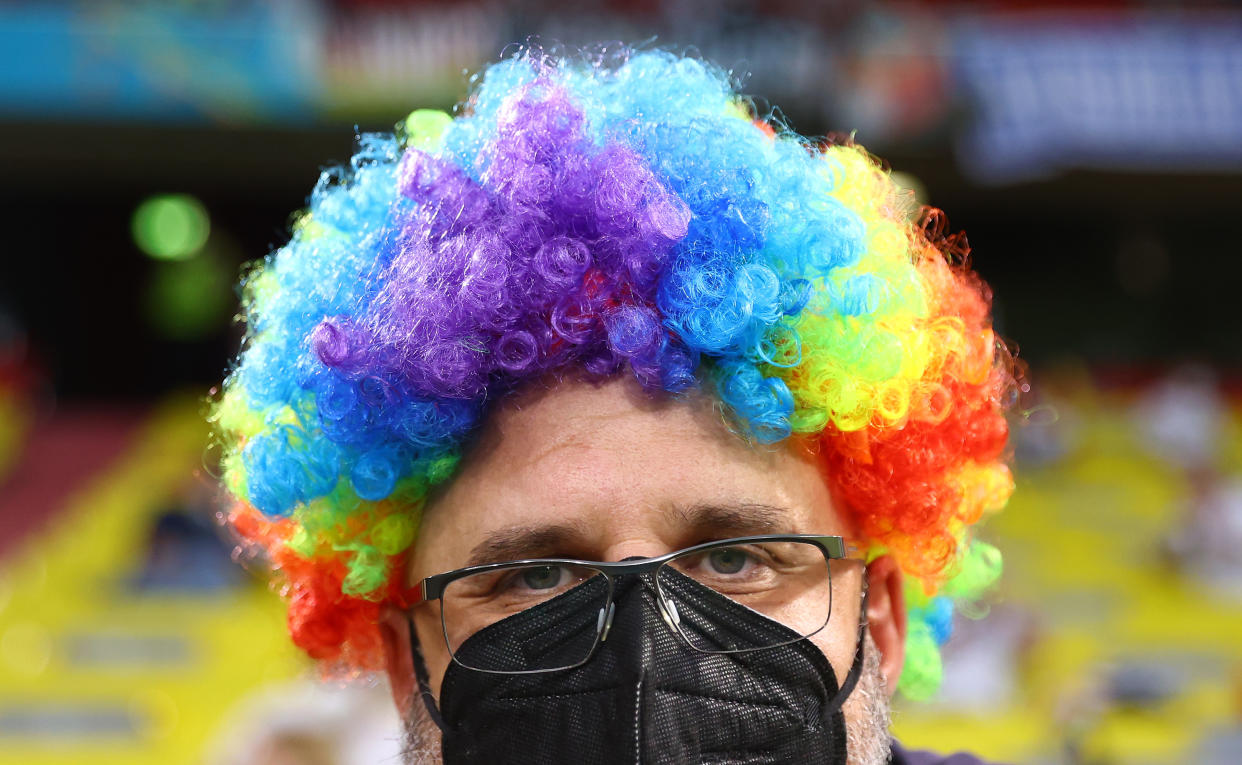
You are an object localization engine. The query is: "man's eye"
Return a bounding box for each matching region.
[707,548,751,575]
[518,565,568,590]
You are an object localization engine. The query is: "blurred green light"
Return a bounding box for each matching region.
[144,247,232,341]
[132,194,209,261]
[402,109,451,151]
[889,171,928,209]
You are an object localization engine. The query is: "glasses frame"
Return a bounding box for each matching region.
[402,534,861,675]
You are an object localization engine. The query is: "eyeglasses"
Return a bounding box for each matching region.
[402,534,863,674]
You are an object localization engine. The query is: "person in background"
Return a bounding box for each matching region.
[213,45,1016,765]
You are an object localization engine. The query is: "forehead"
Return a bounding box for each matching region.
[411,376,844,575]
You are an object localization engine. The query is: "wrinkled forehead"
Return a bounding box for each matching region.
[412,375,844,573]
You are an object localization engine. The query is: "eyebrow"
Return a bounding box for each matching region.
[666,501,792,537]
[465,522,592,568]
[464,501,794,568]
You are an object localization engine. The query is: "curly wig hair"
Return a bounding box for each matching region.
[213,45,1016,699]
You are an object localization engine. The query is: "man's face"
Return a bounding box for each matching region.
[383,375,906,762]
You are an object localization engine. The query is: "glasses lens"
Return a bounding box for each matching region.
[658,539,833,652]
[440,564,609,672]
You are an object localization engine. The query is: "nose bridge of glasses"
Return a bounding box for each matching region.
[660,597,681,629]
[592,568,677,644]
[597,601,616,641]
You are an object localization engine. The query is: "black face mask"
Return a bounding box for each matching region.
[411,568,867,765]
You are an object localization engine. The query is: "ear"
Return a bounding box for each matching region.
[864,554,906,696]
[379,604,416,718]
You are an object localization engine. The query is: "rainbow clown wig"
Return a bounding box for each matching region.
[213,46,1016,700]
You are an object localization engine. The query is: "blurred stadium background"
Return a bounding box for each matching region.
[1,1,1241,763]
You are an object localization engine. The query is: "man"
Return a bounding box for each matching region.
[215,46,1014,764]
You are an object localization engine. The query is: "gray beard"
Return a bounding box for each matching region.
[401,635,893,765]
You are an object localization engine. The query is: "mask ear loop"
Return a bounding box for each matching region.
[407,616,448,732]
[824,578,870,718]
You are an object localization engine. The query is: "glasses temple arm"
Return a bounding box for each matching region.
[396,580,431,610]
